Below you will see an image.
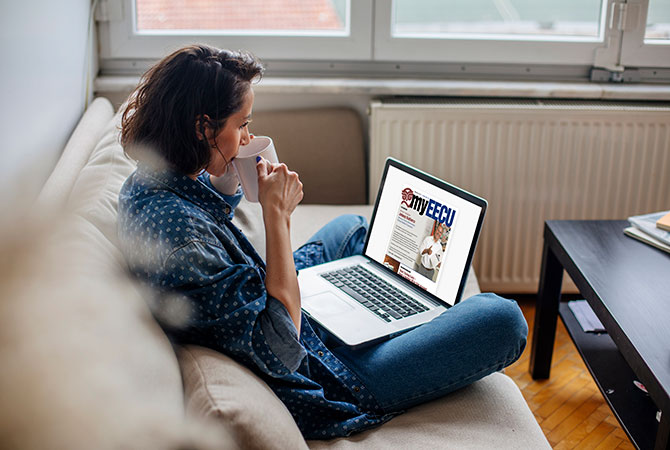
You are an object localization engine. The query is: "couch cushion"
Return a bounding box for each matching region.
[307,372,549,449]
[37,97,115,210]
[234,201,375,259]
[66,109,137,248]
[178,345,309,450]
[0,214,234,450]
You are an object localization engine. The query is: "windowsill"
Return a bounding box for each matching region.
[94,75,670,101]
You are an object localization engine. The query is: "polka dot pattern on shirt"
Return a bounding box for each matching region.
[117,164,392,439]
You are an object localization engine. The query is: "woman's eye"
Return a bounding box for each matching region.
[240,121,250,129]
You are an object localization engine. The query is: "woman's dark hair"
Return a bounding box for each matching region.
[121,44,264,174]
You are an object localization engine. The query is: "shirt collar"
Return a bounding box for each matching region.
[136,162,240,223]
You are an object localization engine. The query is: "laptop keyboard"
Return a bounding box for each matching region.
[319,265,429,322]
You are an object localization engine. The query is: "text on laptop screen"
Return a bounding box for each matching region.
[365,165,483,306]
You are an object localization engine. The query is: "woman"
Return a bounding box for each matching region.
[117,44,527,440]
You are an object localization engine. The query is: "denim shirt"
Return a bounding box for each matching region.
[117,163,393,439]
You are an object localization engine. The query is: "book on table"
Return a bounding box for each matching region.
[657,211,670,232]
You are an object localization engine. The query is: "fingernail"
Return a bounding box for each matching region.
[256,156,261,162]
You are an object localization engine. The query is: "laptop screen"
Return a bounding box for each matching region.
[364,161,486,306]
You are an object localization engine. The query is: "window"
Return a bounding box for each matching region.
[390,0,602,39]
[98,0,670,76]
[620,0,670,68]
[99,0,372,60]
[374,0,610,65]
[646,0,670,40]
[135,0,349,35]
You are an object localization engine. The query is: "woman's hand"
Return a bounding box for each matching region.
[256,157,303,220]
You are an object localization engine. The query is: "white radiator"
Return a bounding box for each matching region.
[369,98,670,293]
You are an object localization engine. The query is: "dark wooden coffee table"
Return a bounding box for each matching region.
[529,220,670,450]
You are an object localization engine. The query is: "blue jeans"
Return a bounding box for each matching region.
[293,214,528,414]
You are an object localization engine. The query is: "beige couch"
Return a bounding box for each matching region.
[0,97,550,449]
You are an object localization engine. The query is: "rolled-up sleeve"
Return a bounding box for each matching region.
[160,240,306,377]
[259,297,307,372]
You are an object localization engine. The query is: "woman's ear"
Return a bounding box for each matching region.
[195,114,212,141]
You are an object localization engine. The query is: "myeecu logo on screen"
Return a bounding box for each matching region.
[401,188,456,227]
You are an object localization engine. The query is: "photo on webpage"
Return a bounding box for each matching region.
[382,186,458,292]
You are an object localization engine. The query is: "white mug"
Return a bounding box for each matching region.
[232,136,279,202]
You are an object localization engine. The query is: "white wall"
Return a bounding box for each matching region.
[0,0,91,208]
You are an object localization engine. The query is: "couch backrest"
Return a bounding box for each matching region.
[250,107,367,205]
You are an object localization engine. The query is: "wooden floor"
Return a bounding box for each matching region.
[506,297,635,449]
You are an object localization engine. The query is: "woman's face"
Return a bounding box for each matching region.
[205,87,255,177]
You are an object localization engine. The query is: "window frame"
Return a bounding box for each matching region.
[97,0,669,77]
[619,0,670,68]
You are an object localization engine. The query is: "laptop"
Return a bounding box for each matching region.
[299,158,487,348]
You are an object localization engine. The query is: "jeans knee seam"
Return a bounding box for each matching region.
[335,220,365,260]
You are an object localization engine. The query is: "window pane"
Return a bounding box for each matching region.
[645,0,670,42]
[392,0,603,39]
[136,0,348,34]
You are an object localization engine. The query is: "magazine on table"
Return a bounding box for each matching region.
[623,226,670,254]
[627,211,670,247]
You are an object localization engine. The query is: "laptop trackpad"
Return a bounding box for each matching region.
[304,292,355,316]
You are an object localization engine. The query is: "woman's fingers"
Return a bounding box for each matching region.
[287,170,303,198]
[257,160,303,214]
[256,156,274,178]
[255,157,267,177]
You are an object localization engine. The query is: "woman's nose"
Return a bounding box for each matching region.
[240,129,252,146]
